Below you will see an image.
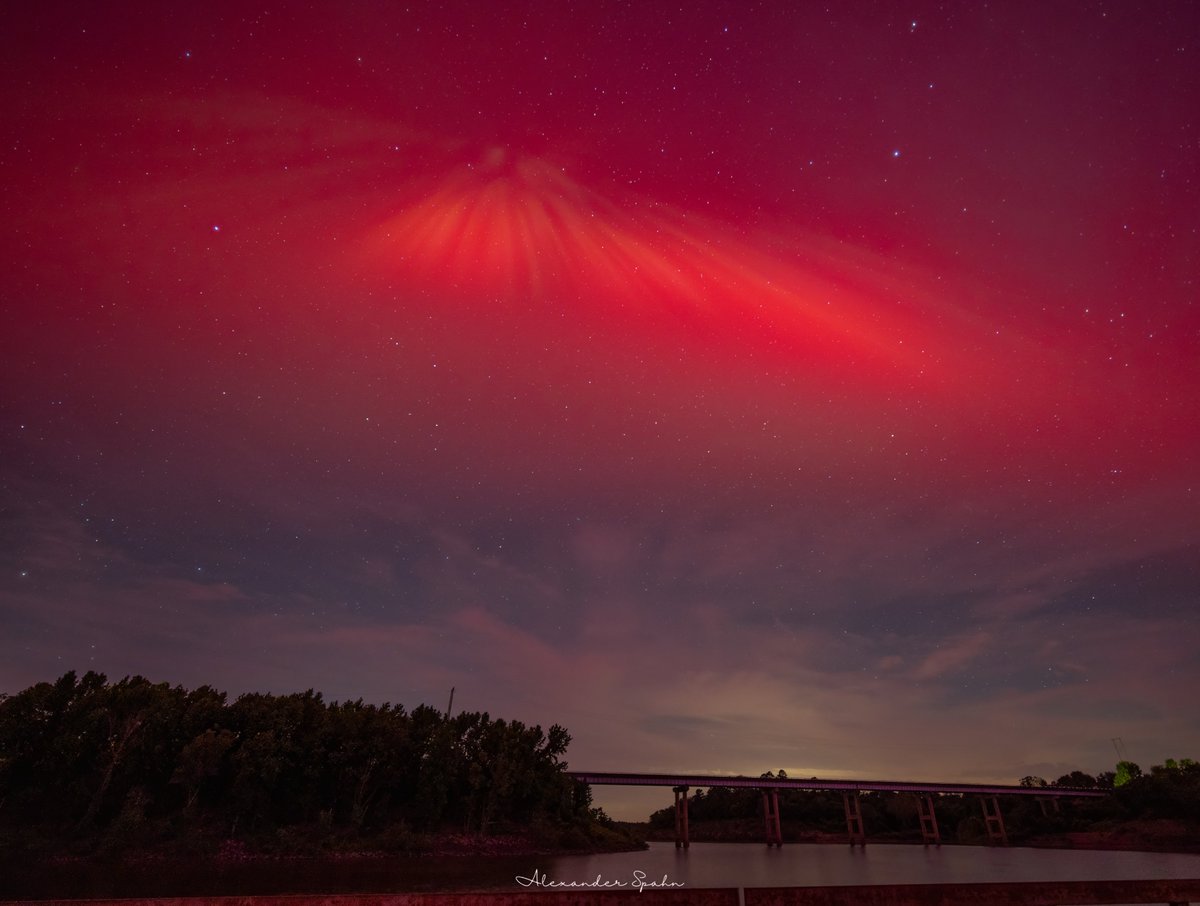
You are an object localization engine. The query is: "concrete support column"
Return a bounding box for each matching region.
[673,785,690,849]
[1037,796,1061,817]
[916,793,941,845]
[761,789,783,847]
[843,791,866,846]
[980,795,1008,845]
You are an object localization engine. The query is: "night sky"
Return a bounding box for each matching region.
[2,2,1198,819]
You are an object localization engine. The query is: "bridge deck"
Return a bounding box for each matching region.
[568,771,1107,797]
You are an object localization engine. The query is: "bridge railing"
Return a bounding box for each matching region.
[567,770,1108,797]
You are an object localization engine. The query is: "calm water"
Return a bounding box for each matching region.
[540,842,1200,891]
[4,842,1200,899]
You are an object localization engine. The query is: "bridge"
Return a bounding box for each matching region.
[568,771,1108,849]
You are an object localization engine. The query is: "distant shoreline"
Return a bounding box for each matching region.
[0,828,647,866]
[0,833,648,901]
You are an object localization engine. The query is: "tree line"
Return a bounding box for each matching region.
[0,671,620,856]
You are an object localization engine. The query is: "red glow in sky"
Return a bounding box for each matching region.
[2,0,1198,819]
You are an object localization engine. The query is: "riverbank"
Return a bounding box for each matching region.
[0,830,646,901]
[0,820,646,862]
[1027,818,1200,854]
[0,822,647,899]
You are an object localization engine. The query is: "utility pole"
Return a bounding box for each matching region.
[446,686,455,719]
[1112,737,1129,762]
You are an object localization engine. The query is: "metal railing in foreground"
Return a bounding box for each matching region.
[5,878,1200,906]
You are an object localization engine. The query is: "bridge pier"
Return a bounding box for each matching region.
[673,785,690,849]
[761,788,783,847]
[916,793,941,845]
[843,792,866,846]
[980,794,1008,844]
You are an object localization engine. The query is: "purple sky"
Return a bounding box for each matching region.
[2,1,1198,819]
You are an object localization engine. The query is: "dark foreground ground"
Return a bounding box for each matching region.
[6,879,1200,906]
[0,827,648,901]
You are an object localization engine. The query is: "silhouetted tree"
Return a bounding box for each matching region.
[0,672,604,855]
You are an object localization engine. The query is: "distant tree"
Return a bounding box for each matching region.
[74,675,187,832]
[1114,760,1142,787]
[324,699,409,829]
[1152,757,1195,775]
[172,728,237,813]
[0,671,102,825]
[1053,771,1097,789]
[1114,758,1200,821]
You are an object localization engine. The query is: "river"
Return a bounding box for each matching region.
[4,842,1200,899]
[538,842,1200,891]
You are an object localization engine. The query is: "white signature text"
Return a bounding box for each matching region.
[516,869,685,892]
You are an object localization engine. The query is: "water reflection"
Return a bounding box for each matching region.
[4,842,1199,899]
[543,842,1200,891]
